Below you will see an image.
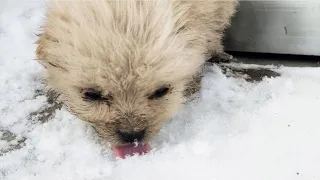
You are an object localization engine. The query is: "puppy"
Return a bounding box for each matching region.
[35,0,238,158]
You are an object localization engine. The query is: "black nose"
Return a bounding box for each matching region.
[118,130,146,143]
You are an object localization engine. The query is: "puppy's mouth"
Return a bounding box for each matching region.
[111,142,151,159]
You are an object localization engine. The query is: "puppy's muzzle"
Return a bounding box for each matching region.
[117,129,146,143]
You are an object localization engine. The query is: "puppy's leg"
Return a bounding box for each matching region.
[205,29,237,64]
[203,1,239,64]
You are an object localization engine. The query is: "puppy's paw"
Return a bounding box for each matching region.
[208,52,237,63]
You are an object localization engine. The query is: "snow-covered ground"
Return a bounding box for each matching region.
[1,1,320,180]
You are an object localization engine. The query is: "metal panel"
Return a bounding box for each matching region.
[224,0,320,56]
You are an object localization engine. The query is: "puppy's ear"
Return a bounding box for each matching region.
[34,32,68,72]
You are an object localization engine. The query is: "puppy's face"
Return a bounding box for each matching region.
[38,43,201,146]
[60,69,186,146]
[36,0,204,146]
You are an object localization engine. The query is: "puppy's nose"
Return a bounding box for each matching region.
[118,130,145,143]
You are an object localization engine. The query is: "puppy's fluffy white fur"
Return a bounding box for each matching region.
[36,0,238,145]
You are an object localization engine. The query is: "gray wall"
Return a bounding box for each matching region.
[224,0,320,56]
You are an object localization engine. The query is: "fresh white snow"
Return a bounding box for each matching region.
[1,1,320,180]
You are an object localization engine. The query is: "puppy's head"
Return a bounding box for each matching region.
[35,1,204,148]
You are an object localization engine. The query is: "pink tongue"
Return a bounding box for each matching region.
[112,143,151,159]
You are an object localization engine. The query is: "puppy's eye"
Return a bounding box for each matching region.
[83,88,103,101]
[148,86,170,100]
[82,88,113,104]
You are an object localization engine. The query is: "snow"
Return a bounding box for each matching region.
[1,1,320,180]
